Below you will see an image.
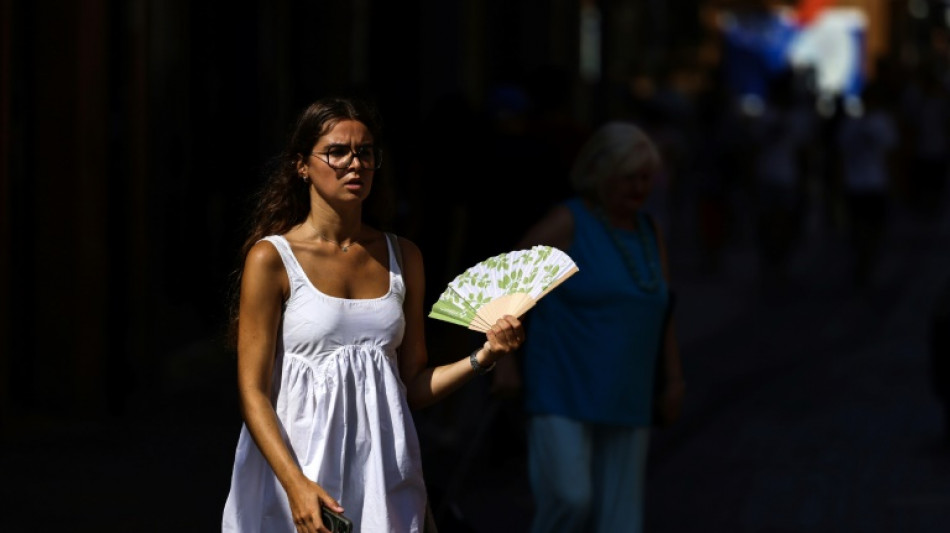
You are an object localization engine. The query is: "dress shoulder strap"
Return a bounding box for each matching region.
[260,235,307,283]
[384,232,403,273]
[383,232,407,302]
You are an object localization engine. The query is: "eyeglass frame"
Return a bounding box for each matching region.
[310,145,383,170]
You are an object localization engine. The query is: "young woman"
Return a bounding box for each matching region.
[222,96,524,533]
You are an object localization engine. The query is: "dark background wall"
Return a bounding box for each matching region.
[1,0,709,426]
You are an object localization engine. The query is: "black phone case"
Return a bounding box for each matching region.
[321,508,353,533]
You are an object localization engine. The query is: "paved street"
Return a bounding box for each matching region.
[426,193,950,533]
[645,200,950,533]
[2,195,949,533]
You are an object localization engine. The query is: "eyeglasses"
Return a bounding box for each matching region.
[311,145,382,170]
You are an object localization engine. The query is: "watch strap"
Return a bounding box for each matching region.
[470,349,496,376]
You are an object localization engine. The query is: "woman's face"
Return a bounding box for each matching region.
[299,119,376,203]
[602,154,654,215]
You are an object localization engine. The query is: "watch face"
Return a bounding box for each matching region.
[471,352,483,374]
[471,351,493,375]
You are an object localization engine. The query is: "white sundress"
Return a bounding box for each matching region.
[222,233,428,533]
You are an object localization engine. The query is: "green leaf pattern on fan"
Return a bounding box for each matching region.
[429,246,576,328]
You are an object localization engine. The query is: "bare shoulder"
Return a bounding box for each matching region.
[391,234,424,273]
[517,203,574,250]
[244,239,285,274]
[542,204,574,228]
[391,235,426,300]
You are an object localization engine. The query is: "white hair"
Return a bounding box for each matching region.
[569,121,660,197]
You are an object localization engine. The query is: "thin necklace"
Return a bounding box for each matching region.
[307,219,359,252]
[593,207,660,292]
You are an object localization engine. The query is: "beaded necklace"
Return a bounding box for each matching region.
[593,207,661,293]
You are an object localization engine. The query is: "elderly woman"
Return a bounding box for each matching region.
[494,121,685,533]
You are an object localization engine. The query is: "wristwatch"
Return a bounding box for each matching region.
[470,349,496,376]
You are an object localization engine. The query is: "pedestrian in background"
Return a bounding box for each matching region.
[493,121,685,533]
[220,95,524,533]
[835,81,899,288]
[747,69,817,287]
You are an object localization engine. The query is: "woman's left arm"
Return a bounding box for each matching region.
[396,237,524,410]
[653,218,686,422]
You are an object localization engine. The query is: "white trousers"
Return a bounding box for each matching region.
[527,415,650,533]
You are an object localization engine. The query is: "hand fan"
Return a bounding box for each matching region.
[429,245,579,332]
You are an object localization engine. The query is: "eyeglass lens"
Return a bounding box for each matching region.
[324,146,380,169]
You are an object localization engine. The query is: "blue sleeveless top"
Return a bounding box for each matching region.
[522,197,669,426]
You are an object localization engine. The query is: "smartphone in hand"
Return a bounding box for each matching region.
[321,507,353,533]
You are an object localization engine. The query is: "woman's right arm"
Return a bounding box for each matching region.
[237,241,343,531]
[492,204,575,396]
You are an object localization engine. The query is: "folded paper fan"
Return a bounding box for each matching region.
[429,246,579,332]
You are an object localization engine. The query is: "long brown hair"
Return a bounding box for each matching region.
[225,96,383,348]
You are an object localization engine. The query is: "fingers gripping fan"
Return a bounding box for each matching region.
[429,246,579,332]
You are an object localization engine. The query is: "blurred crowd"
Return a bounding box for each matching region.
[409,33,950,303]
[623,54,949,291]
[406,6,950,530]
